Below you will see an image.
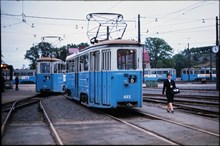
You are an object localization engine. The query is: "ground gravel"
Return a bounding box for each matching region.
[41,95,112,122]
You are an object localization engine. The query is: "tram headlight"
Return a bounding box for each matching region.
[128,75,137,83]
[44,75,50,80]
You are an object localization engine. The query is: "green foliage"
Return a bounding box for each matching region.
[172,46,215,77]
[144,37,174,68]
[24,42,89,69]
[173,54,188,77]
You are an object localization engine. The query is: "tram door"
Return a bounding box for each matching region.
[101,50,111,105]
[90,51,101,104]
[74,58,79,98]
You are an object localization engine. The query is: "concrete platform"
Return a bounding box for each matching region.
[2,123,56,145]
[133,103,219,145]
[1,84,37,104]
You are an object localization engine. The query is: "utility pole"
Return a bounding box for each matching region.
[187,43,190,83]
[216,16,219,91]
[138,14,141,44]
[210,47,212,81]
[107,26,109,40]
[137,14,144,83]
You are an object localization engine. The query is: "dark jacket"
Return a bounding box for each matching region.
[15,76,19,85]
[162,79,176,95]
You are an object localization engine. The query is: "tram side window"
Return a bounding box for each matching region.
[40,63,50,73]
[102,50,111,71]
[117,49,137,70]
[163,70,168,75]
[144,70,149,74]
[90,51,100,71]
[21,71,26,76]
[54,63,65,73]
[72,59,75,72]
[57,63,65,73]
[200,70,205,74]
[27,71,34,76]
[54,64,58,73]
[157,71,162,74]
[80,54,89,72]
[152,71,156,74]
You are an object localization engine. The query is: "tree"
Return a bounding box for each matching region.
[25,42,89,69]
[24,42,67,69]
[144,37,174,68]
[173,53,188,77]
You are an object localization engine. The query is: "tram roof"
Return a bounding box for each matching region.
[37,57,63,62]
[82,39,141,51]
[66,39,142,61]
[93,39,139,46]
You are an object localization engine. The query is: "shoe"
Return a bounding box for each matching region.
[167,109,170,113]
[171,110,174,113]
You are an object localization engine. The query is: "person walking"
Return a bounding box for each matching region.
[162,73,176,113]
[15,75,19,90]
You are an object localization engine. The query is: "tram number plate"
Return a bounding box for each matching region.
[123,95,131,99]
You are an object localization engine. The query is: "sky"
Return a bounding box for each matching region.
[1,0,219,69]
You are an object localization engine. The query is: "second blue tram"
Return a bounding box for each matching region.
[36,57,66,93]
[13,69,36,84]
[65,39,143,108]
[144,68,176,81]
[181,67,216,81]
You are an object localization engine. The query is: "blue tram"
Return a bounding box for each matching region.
[36,57,66,93]
[181,67,216,81]
[13,69,36,84]
[144,68,176,81]
[65,39,143,108]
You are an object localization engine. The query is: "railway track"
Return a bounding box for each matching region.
[98,107,219,145]
[99,108,179,145]
[1,96,63,145]
[143,94,219,118]
[1,96,42,135]
[143,88,219,95]
[143,93,219,101]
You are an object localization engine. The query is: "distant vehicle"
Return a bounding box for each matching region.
[36,57,66,93]
[65,39,143,108]
[181,67,216,81]
[144,68,176,81]
[1,64,13,89]
[13,69,36,84]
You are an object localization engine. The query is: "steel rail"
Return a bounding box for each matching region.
[39,101,64,145]
[101,111,179,145]
[1,100,18,136]
[134,109,220,138]
[143,98,219,116]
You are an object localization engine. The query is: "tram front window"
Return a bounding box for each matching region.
[117,49,137,70]
[40,63,50,73]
